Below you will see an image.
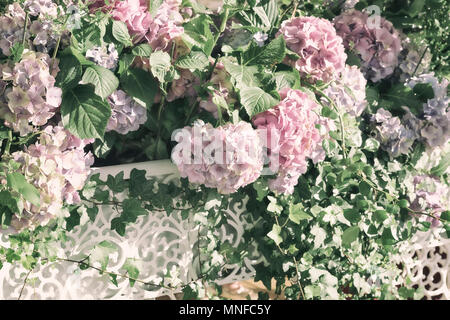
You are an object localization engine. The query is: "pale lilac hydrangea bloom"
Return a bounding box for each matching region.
[397,35,431,82]
[7,125,94,232]
[0,50,62,135]
[253,88,328,194]
[111,0,183,51]
[407,73,450,148]
[172,120,264,194]
[372,108,420,157]
[277,16,347,83]
[409,175,450,227]
[106,90,148,135]
[86,43,119,70]
[323,64,367,117]
[334,9,402,82]
[0,3,26,56]
[0,1,66,56]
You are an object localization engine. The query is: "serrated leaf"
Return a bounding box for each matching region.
[175,51,209,70]
[82,65,119,99]
[120,68,158,109]
[112,20,132,46]
[243,36,286,66]
[55,54,82,90]
[240,86,279,118]
[149,51,176,83]
[61,85,112,139]
[132,43,153,57]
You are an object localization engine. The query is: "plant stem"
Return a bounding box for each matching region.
[22,12,29,47]
[18,268,33,300]
[293,257,305,300]
[212,7,230,49]
[4,130,12,154]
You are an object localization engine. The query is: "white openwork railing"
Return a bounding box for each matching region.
[0,160,448,299]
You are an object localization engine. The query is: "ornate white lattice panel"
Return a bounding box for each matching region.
[0,160,448,299]
[0,160,257,299]
[400,229,450,300]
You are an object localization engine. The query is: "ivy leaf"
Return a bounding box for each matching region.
[288,203,312,224]
[175,51,209,71]
[120,68,158,109]
[374,210,388,223]
[106,172,127,193]
[267,224,283,246]
[61,85,112,139]
[90,241,117,271]
[112,20,132,47]
[65,207,81,231]
[121,198,147,223]
[240,86,279,118]
[122,258,140,287]
[243,36,286,66]
[342,226,360,246]
[82,65,119,99]
[55,54,82,90]
[87,206,99,222]
[6,172,40,207]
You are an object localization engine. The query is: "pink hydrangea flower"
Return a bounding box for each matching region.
[252,88,327,194]
[110,0,183,51]
[6,125,94,232]
[172,121,264,194]
[277,16,347,83]
[334,9,402,82]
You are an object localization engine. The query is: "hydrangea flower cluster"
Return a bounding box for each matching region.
[322,64,367,117]
[334,9,402,82]
[85,43,119,70]
[172,120,264,194]
[253,88,328,194]
[106,90,148,135]
[0,50,62,135]
[371,108,420,158]
[7,125,94,232]
[110,0,184,51]
[407,73,450,149]
[0,1,65,56]
[408,175,450,227]
[277,16,347,83]
[397,35,432,82]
